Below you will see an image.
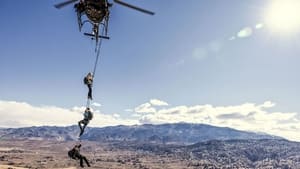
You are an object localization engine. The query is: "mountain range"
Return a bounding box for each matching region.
[0,123,282,144]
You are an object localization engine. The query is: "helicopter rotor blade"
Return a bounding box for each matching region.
[113,0,155,15]
[54,0,78,9]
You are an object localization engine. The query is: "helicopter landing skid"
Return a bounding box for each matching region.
[84,33,110,40]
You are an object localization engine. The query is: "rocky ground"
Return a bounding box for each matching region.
[1,139,300,169]
[0,140,189,169]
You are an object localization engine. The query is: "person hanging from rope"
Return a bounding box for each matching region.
[78,107,93,137]
[83,72,93,100]
[68,143,91,168]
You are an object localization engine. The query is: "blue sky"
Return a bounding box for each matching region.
[1,0,300,140]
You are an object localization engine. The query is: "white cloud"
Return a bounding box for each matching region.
[150,99,169,106]
[2,100,300,141]
[237,27,253,38]
[258,101,275,108]
[134,102,156,113]
[91,102,101,107]
[124,109,133,112]
[0,100,137,128]
[113,113,120,118]
[134,99,168,114]
[133,100,300,141]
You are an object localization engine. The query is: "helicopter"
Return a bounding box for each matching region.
[54,0,155,43]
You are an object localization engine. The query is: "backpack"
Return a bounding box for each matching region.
[84,111,93,120]
[88,112,93,120]
[68,149,76,159]
[83,77,88,85]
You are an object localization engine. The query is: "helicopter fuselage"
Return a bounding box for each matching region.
[75,0,109,24]
[54,0,154,42]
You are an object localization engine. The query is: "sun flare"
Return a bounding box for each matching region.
[264,0,300,34]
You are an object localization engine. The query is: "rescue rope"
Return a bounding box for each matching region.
[86,99,90,108]
[86,24,105,108]
[92,25,105,77]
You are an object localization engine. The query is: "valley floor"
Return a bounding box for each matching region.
[0,140,189,169]
[0,139,300,169]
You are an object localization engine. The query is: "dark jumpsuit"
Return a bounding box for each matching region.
[68,144,90,168]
